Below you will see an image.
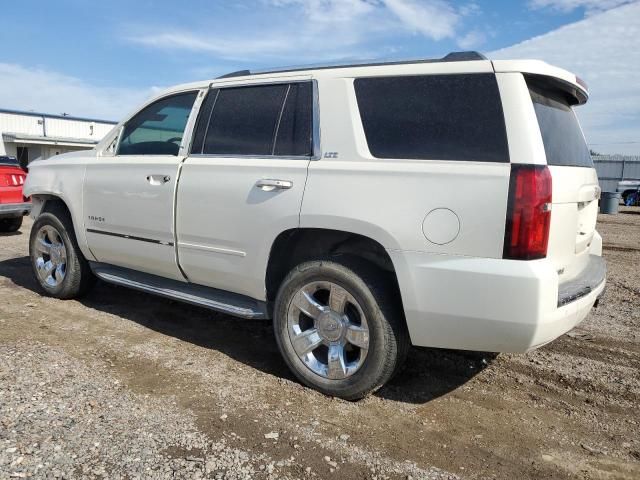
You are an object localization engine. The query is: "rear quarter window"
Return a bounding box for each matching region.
[354,73,509,162]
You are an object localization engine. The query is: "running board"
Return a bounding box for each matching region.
[89,262,269,319]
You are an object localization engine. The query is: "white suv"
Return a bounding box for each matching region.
[24,51,605,399]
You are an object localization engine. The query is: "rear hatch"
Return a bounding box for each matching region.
[526,76,600,282]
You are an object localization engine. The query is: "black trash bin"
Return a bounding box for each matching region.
[600,192,620,214]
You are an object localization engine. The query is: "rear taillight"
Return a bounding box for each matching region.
[0,173,26,186]
[503,165,552,260]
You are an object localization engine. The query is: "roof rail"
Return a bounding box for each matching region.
[216,51,487,79]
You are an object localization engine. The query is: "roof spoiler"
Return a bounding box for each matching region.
[492,59,588,105]
[525,73,589,105]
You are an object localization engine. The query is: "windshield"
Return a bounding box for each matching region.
[528,82,593,168]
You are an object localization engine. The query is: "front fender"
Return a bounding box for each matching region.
[25,162,95,261]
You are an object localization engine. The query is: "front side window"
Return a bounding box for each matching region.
[354,74,509,162]
[118,91,197,156]
[191,82,313,157]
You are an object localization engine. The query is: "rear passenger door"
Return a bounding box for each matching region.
[176,80,316,300]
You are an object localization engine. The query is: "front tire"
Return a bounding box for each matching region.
[274,258,409,400]
[0,216,23,233]
[29,207,95,299]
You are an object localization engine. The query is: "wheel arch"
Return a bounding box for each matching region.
[30,193,66,218]
[265,227,404,306]
[29,192,96,262]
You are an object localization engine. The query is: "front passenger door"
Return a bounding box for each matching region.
[84,91,199,280]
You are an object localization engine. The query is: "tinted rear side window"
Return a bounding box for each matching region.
[204,84,287,156]
[191,82,314,157]
[354,74,509,162]
[528,83,593,168]
[274,82,313,156]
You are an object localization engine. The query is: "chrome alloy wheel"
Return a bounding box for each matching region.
[33,225,67,288]
[287,281,370,380]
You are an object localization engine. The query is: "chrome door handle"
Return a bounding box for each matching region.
[255,179,293,191]
[146,174,171,186]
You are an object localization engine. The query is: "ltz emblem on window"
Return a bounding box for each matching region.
[323,152,339,159]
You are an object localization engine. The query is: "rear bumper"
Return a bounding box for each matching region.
[0,202,32,217]
[558,255,606,307]
[389,250,606,353]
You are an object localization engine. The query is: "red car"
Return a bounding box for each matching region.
[0,156,31,232]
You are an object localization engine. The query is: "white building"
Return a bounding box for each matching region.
[0,108,116,168]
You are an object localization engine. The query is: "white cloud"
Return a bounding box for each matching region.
[459,1,481,17]
[266,0,375,24]
[381,0,460,40]
[492,2,640,154]
[129,0,478,62]
[130,33,304,60]
[456,29,486,49]
[529,0,638,15]
[0,63,158,121]
[265,0,461,39]
[128,0,383,62]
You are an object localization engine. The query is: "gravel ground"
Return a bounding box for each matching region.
[1,208,639,479]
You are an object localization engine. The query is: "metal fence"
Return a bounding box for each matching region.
[592,155,640,192]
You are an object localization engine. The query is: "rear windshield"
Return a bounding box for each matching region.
[528,82,593,168]
[0,156,19,167]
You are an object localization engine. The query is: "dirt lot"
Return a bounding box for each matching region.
[1,210,639,480]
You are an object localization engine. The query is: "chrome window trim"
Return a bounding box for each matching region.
[189,79,321,160]
[311,79,321,160]
[186,154,316,161]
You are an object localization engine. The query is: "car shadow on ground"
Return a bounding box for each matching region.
[0,255,495,404]
[0,230,22,237]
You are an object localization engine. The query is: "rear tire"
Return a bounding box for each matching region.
[29,206,95,299]
[273,257,409,400]
[0,216,23,233]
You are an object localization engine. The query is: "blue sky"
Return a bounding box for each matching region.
[1,0,639,153]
